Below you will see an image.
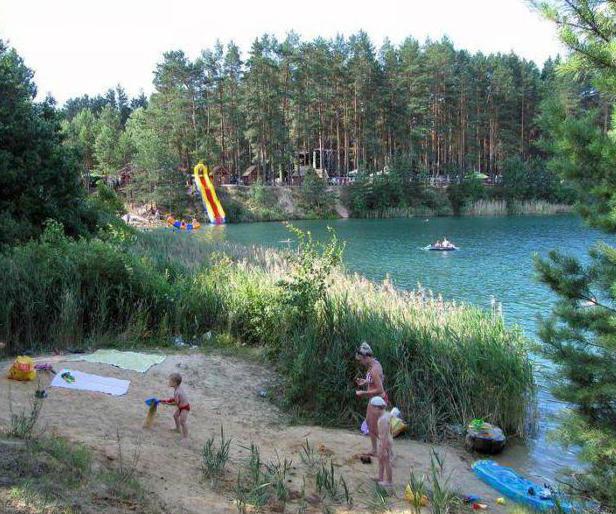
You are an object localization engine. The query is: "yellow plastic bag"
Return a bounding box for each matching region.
[7,356,36,381]
[404,485,429,506]
[391,417,407,437]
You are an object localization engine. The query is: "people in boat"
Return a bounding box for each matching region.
[355,342,388,456]
[430,237,455,249]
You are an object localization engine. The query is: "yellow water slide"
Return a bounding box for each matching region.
[193,163,226,224]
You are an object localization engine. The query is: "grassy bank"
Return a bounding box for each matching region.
[0,225,535,440]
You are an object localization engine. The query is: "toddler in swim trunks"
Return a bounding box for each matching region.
[161,373,190,438]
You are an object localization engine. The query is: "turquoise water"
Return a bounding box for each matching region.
[201,215,613,481]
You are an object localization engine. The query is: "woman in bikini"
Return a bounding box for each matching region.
[355,342,388,456]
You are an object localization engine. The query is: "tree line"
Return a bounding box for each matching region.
[62,32,593,191]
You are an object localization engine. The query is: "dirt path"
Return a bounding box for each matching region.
[0,352,506,513]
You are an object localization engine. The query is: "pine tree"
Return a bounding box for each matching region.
[94,104,126,175]
[63,108,98,174]
[0,40,93,244]
[151,50,201,170]
[222,42,246,179]
[125,107,187,211]
[534,1,616,508]
[243,36,288,181]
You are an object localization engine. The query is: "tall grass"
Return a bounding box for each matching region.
[463,199,573,216]
[348,199,571,218]
[462,199,509,216]
[279,286,534,437]
[0,225,535,440]
[360,206,440,219]
[509,200,572,215]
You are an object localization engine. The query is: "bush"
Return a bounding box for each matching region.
[218,185,288,223]
[501,157,576,205]
[0,222,172,353]
[447,174,487,215]
[300,169,336,217]
[344,171,458,217]
[215,189,248,223]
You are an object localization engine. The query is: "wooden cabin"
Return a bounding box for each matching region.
[242,164,261,185]
[211,165,231,186]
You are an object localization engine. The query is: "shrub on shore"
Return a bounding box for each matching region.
[0,226,535,440]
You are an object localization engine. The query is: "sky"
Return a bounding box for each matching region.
[0,0,564,104]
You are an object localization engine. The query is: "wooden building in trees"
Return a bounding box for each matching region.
[211,165,231,186]
[241,164,261,185]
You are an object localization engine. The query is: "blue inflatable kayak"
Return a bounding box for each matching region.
[472,460,576,512]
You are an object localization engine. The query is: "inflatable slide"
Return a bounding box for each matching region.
[193,163,226,225]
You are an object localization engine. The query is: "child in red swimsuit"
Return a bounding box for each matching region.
[161,373,190,438]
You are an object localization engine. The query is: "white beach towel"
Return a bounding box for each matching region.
[51,369,130,396]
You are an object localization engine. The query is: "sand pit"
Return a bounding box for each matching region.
[0,351,506,513]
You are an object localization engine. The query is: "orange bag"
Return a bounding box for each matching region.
[7,356,36,381]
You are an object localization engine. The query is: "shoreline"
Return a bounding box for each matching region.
[124,203,575,230]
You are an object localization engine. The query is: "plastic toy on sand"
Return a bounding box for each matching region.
[61,371,75,383]
[143,397,173,428]
[143,397,160,428]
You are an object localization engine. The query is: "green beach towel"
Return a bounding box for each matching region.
[69,349,165,373]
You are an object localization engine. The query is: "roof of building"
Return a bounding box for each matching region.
[242,165,261,177]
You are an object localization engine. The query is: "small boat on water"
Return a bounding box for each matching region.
[428,244,458,251]
[427,237,458,251]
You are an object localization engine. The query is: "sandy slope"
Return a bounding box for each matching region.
[0,352,506,513]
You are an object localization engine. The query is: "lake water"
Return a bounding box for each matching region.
[202,215,613,482]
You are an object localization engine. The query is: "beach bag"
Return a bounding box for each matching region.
[390,416,407,437]
[7,356,36,381]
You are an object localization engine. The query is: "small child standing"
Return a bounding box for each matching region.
[370,396,394,487]
[161,373,190,438]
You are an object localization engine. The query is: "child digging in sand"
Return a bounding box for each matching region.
[161,373,190,438]
[370,396,394,487]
